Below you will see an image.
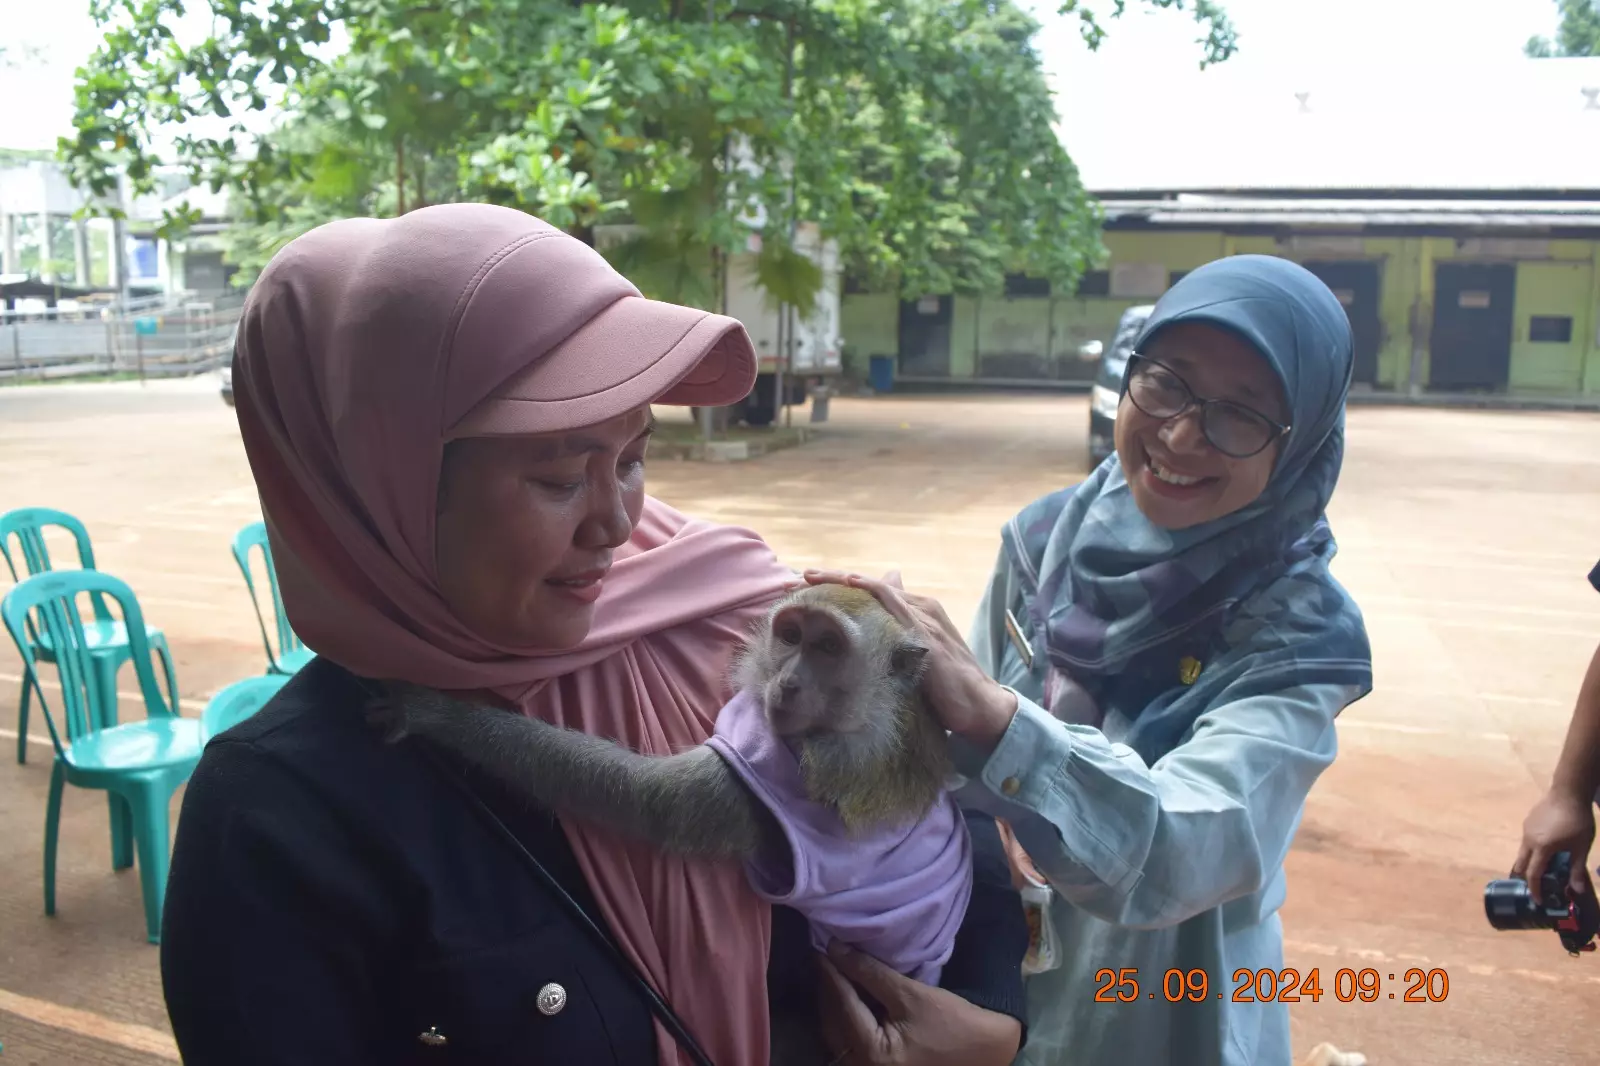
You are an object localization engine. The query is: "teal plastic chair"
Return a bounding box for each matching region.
[0,507,178,765]
[200,674,290,740]
[231,521,313,675]
[1,569,205,944]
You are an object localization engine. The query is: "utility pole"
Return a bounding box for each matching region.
[699,0,718,444]
[778,10,798,430]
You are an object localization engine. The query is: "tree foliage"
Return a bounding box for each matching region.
[63,0,1231,306]
[1060,0,1235,68]
[1526,0,1600,56]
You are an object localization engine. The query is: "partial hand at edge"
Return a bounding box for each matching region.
[1511,785,1597,897]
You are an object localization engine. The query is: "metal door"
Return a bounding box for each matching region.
[1302,260,1382,386]
[1429,263,1516,391]
[897,295,953,377]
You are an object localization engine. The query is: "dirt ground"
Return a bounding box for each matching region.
[1,376,1598,1064]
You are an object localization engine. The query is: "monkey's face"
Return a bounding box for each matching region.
[752,589,928,748]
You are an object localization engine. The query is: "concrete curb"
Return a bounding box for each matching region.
[650,427,816,462]
[856,382,1600,414]
[0,373,224,395]
[1345,391,1600,413]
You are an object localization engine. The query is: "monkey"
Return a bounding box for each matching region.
[370,583,956,860]
[367,583,976,1064]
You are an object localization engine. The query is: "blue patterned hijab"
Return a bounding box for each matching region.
[999,255,1372,763]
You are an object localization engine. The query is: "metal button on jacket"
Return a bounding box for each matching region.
[417,1026,448,1048]
[536,982,567,1016]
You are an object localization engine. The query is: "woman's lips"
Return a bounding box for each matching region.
[547,569,607,604]
[1140,446,1217,499]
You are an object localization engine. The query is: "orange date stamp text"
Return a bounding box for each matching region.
[1092,966,1450,1004]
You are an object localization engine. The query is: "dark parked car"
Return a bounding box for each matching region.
[1087,304,1153,468]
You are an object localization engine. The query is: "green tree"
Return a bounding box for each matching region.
[61,0,1232,307]
[1526,0,1600,56]
[1061,0,1236,68]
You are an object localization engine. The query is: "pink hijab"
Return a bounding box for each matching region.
[231,203,795,1066]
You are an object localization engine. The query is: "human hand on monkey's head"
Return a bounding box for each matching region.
[801,569,1018,753]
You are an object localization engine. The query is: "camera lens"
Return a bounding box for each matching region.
[1484,878,1551,931]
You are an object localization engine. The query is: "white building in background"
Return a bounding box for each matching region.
[0,157,235,299]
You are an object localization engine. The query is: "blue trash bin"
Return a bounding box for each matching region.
[868,354,895,393]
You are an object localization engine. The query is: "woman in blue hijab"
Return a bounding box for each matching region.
[805,255,1372,1065]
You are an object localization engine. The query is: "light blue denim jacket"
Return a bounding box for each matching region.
[949,546,1365,1066]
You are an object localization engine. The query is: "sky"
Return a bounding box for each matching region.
[1019,0,1572,133]
[1015,0,1599,190]
[0,0,1573,156]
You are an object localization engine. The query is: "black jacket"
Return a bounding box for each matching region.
[159,657,1029,1064]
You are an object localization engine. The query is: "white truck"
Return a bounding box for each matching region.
[720,221,842,425]
[593,220,843,426]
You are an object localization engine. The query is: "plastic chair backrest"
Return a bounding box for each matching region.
[0,570,175,758]
[230,521,304,667]
[201,674,291,739]
[0,508,114,625]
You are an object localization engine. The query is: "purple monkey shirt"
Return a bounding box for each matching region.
[703,689,974,985]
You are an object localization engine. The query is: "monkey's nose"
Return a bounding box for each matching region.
[779,678,802,697]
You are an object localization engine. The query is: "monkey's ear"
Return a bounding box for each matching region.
[891,639,930,679]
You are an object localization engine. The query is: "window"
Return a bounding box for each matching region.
[129,238,160,281]
[1529,315,1574,344]
[1004,273,1050,297]
[1076,270,1110,296]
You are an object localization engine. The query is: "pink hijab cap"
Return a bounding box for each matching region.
[446,215,759,438]
[231,202,772,690]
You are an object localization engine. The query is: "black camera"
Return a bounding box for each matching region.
[1484,851,1600,956]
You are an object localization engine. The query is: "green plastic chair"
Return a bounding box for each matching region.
[200,674,290,740]
[1,569,205,944]
[231,521,314,676]
[0,507,179,765]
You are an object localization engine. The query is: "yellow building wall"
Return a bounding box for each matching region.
[839,292,899,367]
[1104,231,1227,271]
[950,297,978,378]
[1588,244,1600,394]
[839,231,1600,395]
[1360,237,1417,389]
[1510,261,1593,391]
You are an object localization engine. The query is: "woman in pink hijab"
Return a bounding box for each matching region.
[158,203,1028,1066]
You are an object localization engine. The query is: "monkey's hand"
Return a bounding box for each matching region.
[369,680,780,861]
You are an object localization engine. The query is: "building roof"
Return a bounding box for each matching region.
[1,277,95,299]
[0,160,230,224]
[1059,56,1600,195]
[1101,194,1600,230]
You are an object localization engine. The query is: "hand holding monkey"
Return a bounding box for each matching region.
[800,569,1020,753]
[816,942,1024,1066]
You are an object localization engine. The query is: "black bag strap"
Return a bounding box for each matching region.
[414,743,718,1066]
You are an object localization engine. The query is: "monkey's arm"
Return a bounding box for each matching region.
[373,682,777,859]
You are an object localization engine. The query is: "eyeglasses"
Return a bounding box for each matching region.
[1123,353,1291,459]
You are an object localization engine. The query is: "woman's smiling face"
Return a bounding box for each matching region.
[433,405,654,650]
[1113,322,1290,531]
